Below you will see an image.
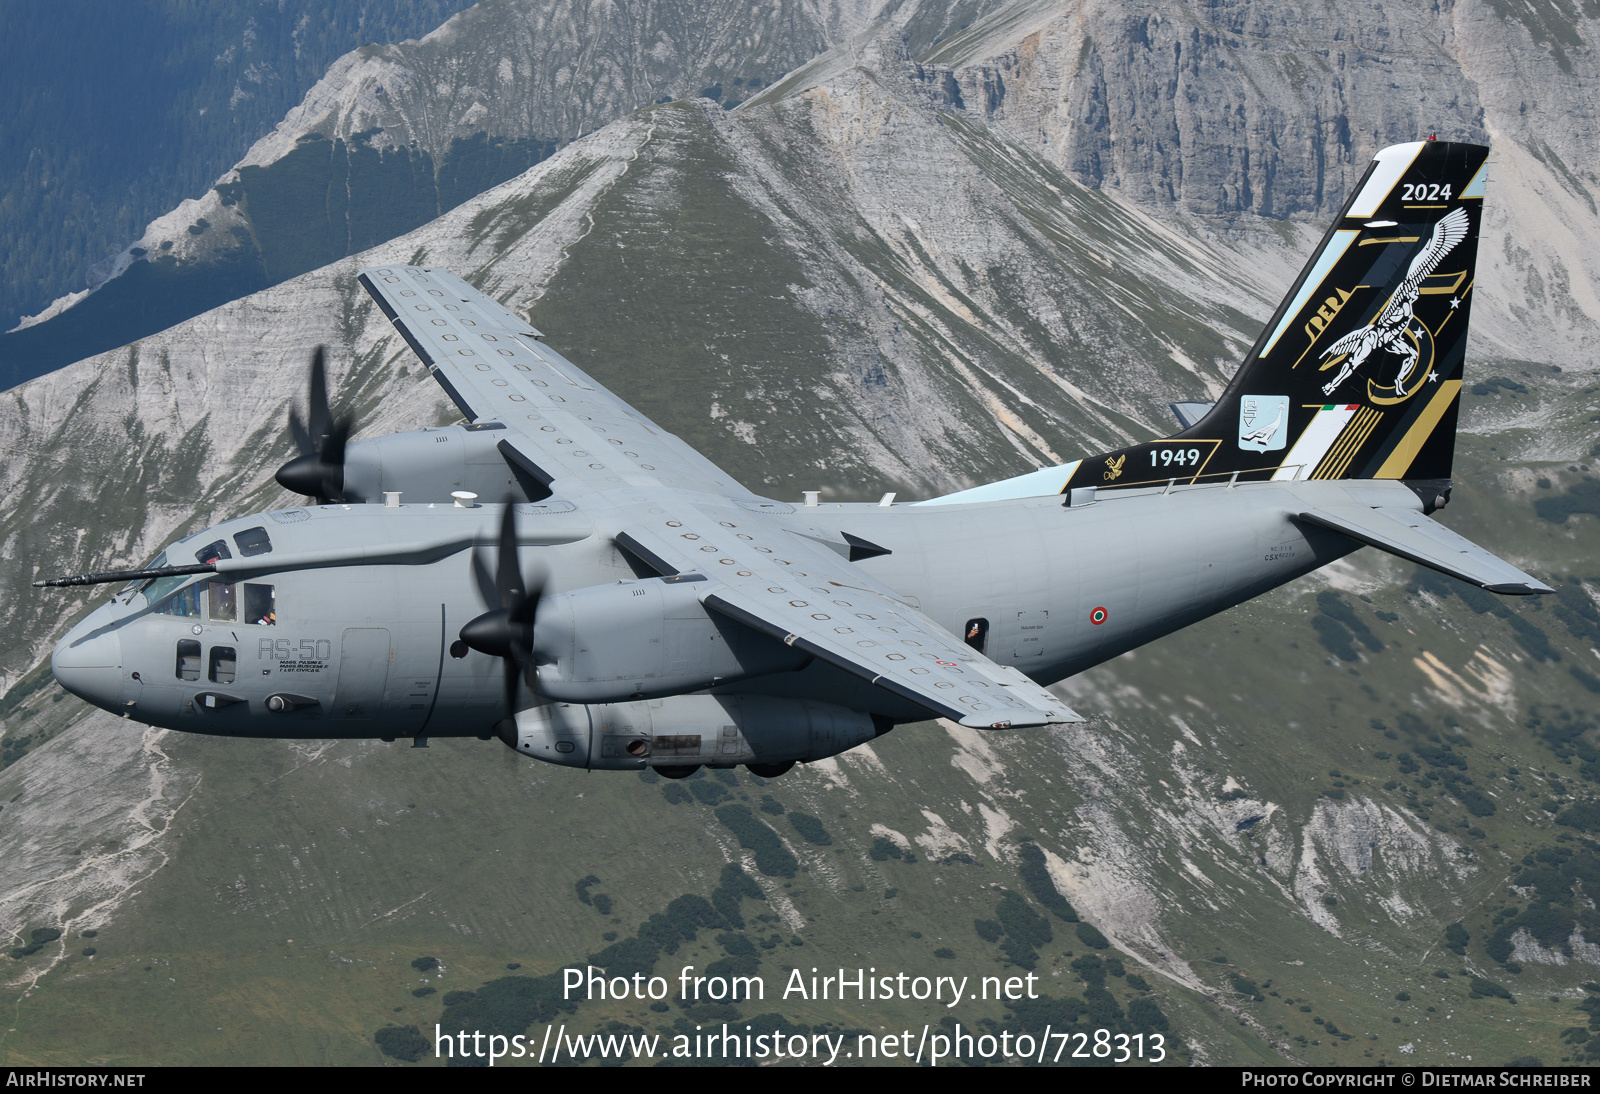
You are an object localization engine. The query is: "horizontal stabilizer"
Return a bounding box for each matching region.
[1297,506,1552,595]
[1170,401,1214,430]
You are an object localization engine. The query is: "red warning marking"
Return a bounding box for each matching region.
[935,660,957,667]
[1090,607,1108,625]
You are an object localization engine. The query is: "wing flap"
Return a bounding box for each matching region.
[1297,506,1552,594]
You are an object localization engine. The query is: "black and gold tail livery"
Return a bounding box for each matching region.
[1066,140,1487,495]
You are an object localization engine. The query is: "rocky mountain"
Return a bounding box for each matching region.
[0,0,1000,387]
[1,0,1598,1066]
[0,0,483,335]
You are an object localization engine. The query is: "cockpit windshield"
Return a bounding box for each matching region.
[120,552,167,597]
[144,573,198,606]
[116,559,159,594]
[131,552,199,606]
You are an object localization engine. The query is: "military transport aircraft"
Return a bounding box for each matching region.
[42,139,1549,777]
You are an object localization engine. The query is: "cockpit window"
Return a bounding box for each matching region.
[208,581,237,622]
[154,583,201,618]
[122,552,166,596]
[142,568,193,606]
[175,640,201,681]
[233,527,272,557]
[195,540,232,564]
[209,646,236,685]
[243,584,276,625]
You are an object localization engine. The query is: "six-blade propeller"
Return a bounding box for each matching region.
[275,346,359,504]
[459,499,543,711]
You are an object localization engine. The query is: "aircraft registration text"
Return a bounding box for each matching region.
[260,638,333,671]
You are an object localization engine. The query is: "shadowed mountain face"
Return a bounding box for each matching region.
[1,0,1599,1067]
[0,0,484,333]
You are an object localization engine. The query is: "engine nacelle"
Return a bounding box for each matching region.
[532,576,806,703]
[342,423,545,503]
[502,694,884,770]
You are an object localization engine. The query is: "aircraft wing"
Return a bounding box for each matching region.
[358,265,750,497]
[1297,505,1553,594]
[616,521,1084,729]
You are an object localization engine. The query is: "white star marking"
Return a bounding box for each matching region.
[1427,370,1439,383]
[1449,297,1461,309]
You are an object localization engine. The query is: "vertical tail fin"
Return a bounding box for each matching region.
[1063,140,1488,493]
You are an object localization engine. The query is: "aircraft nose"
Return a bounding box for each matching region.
[51,626,123,711]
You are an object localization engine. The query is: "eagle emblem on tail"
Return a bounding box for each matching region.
[1319,207,1470,398]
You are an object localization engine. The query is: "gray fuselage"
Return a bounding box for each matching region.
[50,476,1397,744]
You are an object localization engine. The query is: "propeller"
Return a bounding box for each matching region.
[459,500,543,711]
[275,346,357,503]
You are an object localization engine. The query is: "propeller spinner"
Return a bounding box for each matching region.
[275,346,358,503]
[459,501,543,711]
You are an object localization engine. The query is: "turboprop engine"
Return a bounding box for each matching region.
[530,575,809,703]
[273,350,548,505]
[452,502,809,710]
[339,422,544,504]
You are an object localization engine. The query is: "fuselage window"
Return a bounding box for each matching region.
[233,527,273,557]
[175,639,201,681]
[195,540,233,565]
[209,646,237,685]
[156,584,202,618]
[244,584,276,625]
[208,581,237,622]
[963,617,989,653]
